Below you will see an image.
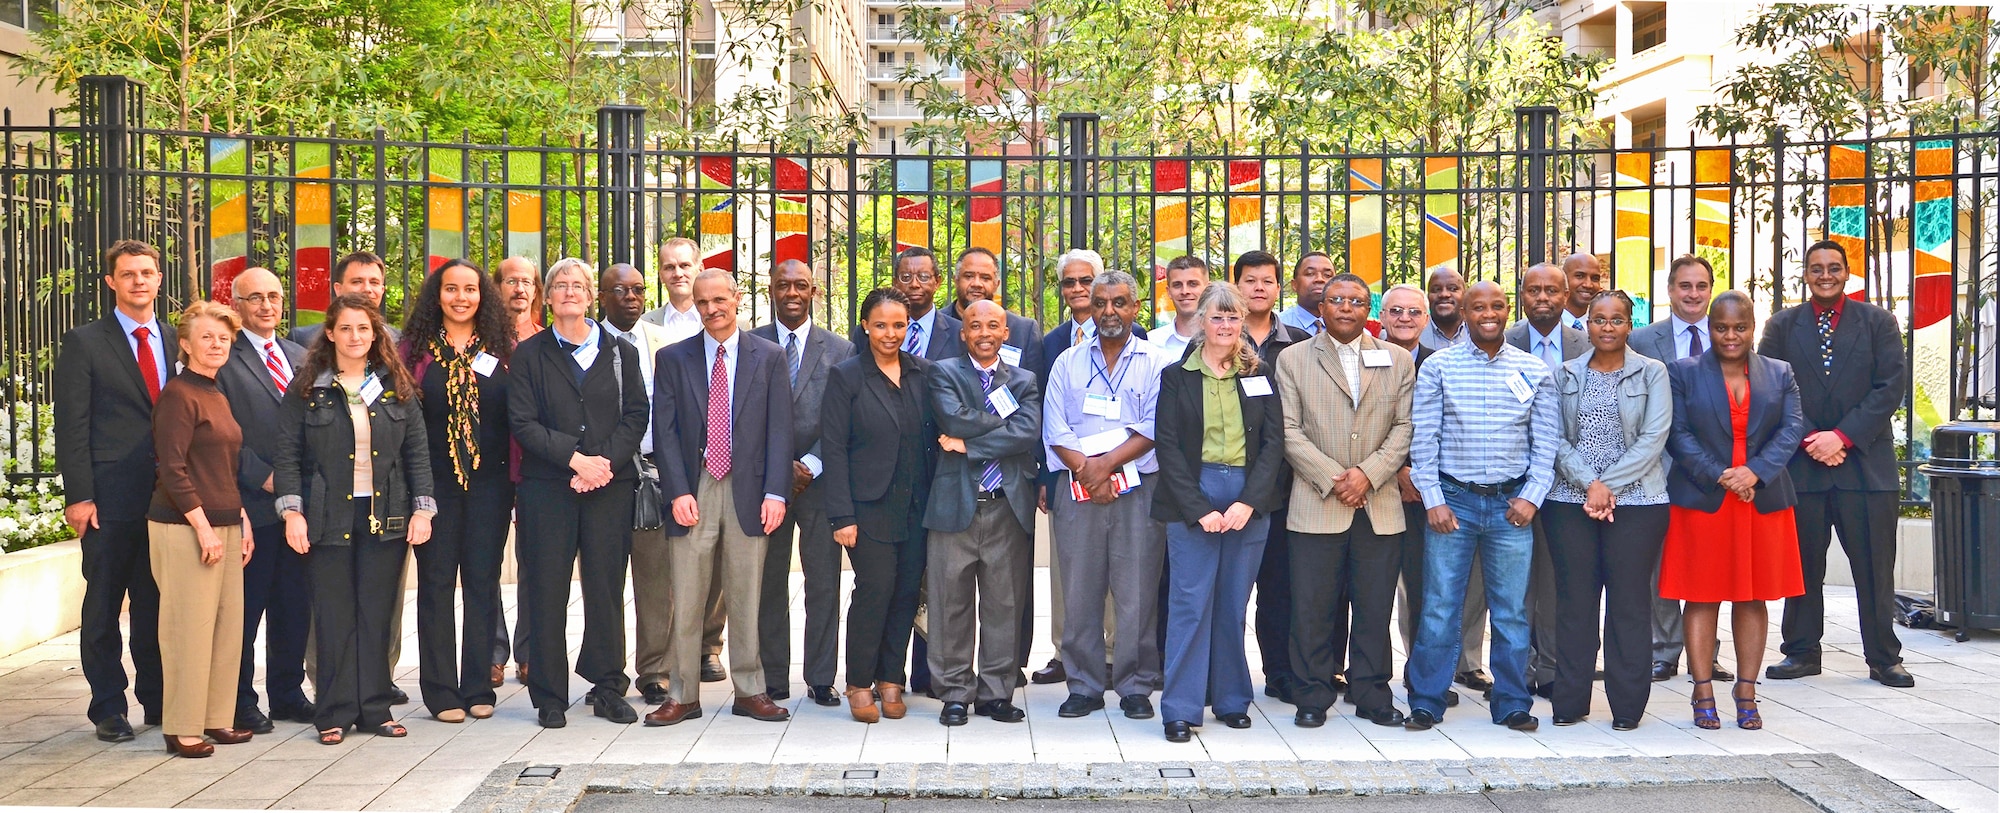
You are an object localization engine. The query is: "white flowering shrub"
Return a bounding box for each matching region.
[0,401,70,553]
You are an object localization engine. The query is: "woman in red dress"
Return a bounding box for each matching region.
[1660,291,1807,731]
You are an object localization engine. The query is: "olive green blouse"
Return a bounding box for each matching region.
[1184,350,1247,466]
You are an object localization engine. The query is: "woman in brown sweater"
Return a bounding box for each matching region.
[149,300,254,758]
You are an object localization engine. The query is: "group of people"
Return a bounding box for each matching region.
[53,231,1912,755]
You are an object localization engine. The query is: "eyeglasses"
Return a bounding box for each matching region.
[1207,314,1243,325]
[1324,296,1370,309]
[548,281,591,294]
[894,272,938,284]
[238,293,283,306]
[1059,277,1092,288]
[1587,317,1631,328]
[1382,306,1424,318]
[606,285,647,298]
[501,277,538,289]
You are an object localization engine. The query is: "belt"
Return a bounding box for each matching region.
[1441,473,1526,497]
[976,488,1006,502]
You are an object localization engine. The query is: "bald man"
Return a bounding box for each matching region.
[1558,253,1606,333]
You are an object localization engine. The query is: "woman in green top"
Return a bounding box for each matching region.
[1150,282,1287,743]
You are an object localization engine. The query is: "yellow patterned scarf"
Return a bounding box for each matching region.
[431,332,482,489]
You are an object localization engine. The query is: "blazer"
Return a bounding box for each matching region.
[1506,319,1589,364]
[1757,299,1906,493]
[821,351,938,538]
[851,305,963,362]
[215,331,306,527]
[1152,346,1288,526]
[1665,352,1807,514]
[925,356,1042,535]
[944,299,1045,375]
[507,326,650,483]
[748,322,853,489]
[1038,319,1147,385]
[53,315,178,520]
[1628,317,1685,365]
[273,369,436,546]
[651,329,795,537]
[1274,331,1416,535]
[1553,351,1671,498]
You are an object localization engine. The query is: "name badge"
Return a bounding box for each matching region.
[359,375,385,405]
[998,344,1022,366]
[1505,370,1536,403]
[472,352,499,377]
[1361,348,1393,368]
[1240,376,1273,397]
[987,385,1019,418]
[1083,392,1121,420]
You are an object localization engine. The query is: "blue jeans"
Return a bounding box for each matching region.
[1408,482,1535,722]
[1161,464,1270,724]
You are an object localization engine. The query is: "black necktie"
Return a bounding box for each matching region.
[1685,326,1703,359]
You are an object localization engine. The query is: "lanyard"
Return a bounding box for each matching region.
[1087,340,1134,394]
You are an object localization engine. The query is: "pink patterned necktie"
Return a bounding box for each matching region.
[705,345,732,480]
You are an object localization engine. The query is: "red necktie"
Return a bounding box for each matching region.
[264,340,291,395]
[705,345,732,480]
[133,326,161,403]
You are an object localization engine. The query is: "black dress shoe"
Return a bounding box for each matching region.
[1404,709,1439,731]
[1057,693,1104,717]
[1119,694,1155,719]
[95,715,136,743]
[1262,673,1294,703]
[939,701,970,726]
[1531,682,1554,700]
[390,687,410,705]
[1217,712,1251,729]
[1651,660,1676,682]
[1612,717,1639,731]
[235,707,275,735]
[1711,663,1736,682]
[590,689,638,724]
[537,707,567,728]
[700,654,726,683]
[1455,670,1493,691]
[1870,663,1916,688]
[1552,714,1586,726]
[767,685,791,701]
[1356,706,1406,727]
[1163,721,1193,743]
[1295,708,1326,727]
[975,700,1026,723]
[1501,710,1539,732]
[1031,659,1067,685]
[1765,656,1821,680]
[807,685,841,707]
[641,683,669,705]
[270,702,316,723]
[1444,689,1460,708]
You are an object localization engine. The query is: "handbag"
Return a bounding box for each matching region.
[613,337,664,531]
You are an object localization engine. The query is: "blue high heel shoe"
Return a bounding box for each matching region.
[1689,679,1720,730]
[1734,679,1762,730]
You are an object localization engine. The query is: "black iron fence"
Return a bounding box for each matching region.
[4,77,1997,507]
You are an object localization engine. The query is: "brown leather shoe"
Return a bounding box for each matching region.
[202,728,253,745]
[875,682,907,720]
[732,693,790,722]
[164,733,214,758]
[642,700,703,727]
[516,662,529,683]
[491,664,505,688]
[846,685,879,723]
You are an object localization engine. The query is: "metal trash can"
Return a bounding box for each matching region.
[1918,421,2000,641]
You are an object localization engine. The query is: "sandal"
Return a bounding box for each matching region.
[375,722,408,738]
[1689,679,1720,730]
[1734,679,1762,730]
[317,727,345,745]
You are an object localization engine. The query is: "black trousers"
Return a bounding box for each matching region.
[762,490,841,690]
[845,528,925,688]
[1255,508,1311,682]
[415,480,514,712]
[1543,501,1669,722]
[80,517,163,724]
[1289,514,1399,713]
[1783,490,1903,668]
[489,582,528,666]
[1396,499,1428,674]
[309,502,407,730]
[516,477,634,711]
[237,519,311,712]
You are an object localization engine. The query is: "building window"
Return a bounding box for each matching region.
[1631,3,1665,55]
[1,0,55,31]
[877,51,895,65]
[876,13,892,26]
[1632,111,1666,150]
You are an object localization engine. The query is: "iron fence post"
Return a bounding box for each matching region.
[77,76,142,319]
[597,105,647,272]
[1060,113,1100,250]
[1517,106,1558,266]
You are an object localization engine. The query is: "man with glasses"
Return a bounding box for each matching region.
[1504,262,1587,700]
[854,247,961,361]
[1377,285,1463,708]
[1278,252,1334,336]
[643,237,706,344]
[496,257,544,340]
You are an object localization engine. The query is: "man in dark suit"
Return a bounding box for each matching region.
[55,240,175,743]
[215,267,314,734]
[1504,261,1588,698]
[941,247,1043,374]
[646,268,795,725]
[854,247,961,360]
[287,251,393,348]
[1758,240,1914,688]
[749,259,852,707]
[925,300,1043,726]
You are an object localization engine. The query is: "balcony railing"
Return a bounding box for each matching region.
[868,63,961,81]
[867,100,927,118]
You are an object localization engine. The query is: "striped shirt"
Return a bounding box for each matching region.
[1043,334,1169,474]
[1409,340,1559,510]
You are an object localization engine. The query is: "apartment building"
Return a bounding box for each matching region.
[0,0,66,120]
[861,0,965,152]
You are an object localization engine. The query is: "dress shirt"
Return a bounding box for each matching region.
[1671,314,1710,360]
[1278,304,1324,336]
[601,320,655,454]
[1562,309,1588,332]
[647,301,703,344]
[1409,341,1559,510]
[775,318,822,477]
[905,307,939,357]
[1527,322,1565,370]
[1042,335,1168,474]
[1067,316,1097,346]
[699,328,786,504]
[1332,331,1364,407]
[1418,319,1469,351]
[113,308,169,386]
[1150,321,1197,359]
[1184,352,1247,466]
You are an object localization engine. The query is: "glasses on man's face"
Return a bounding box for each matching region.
[502,277,537,289]
[548,281,590,294]
[895,272,938,285]
[1382,306,1424,318]
[1324,296,1370,309]
[238,293,282,306]
[607,285,647,298]
[1588,317,1630,328]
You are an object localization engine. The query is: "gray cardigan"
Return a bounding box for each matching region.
[1553,350,1671,497]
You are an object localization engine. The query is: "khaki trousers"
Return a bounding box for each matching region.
[666,474,767,702]
[632,535,725,688]
[148,521,245,737]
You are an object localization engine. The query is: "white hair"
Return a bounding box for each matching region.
[545,257,595,291]
[1056,248,1105,278]
[1383,283,1427,308]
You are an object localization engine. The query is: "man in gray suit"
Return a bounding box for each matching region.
[287,251,395,348]
[925,300,1043,726]
[749,259,852,707]
[1627,254,1733,684]
[1504,262,1588,698]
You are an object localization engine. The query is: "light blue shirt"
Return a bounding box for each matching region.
[1528,323,1564,371]
[113,308,168,386]
[1671,315,1710,360]
[1409,341,1559,509]
[1278,304,1323,336]
[1042,334,1168,474]
[905,308,938,357]
[699,328,785,504]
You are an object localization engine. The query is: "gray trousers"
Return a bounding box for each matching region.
[666,474,767,703]
[1523,517,1558,685]
[1650,561,1685,664]
[1052,474,1164,698]
[633,526,725,689]
[927,498,1032,704]
[763,488,841,689]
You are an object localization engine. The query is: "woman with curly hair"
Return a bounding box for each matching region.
[400,259,516,723]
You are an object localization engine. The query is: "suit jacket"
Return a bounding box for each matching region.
[54,315,178,520]
[1757,299,1906,493]
[1152,349,1289,526]
[1505,319,1589,364]
[749,322,852,508]
[1628,317,1683,364]
[215,332,305,527]
[1038,318,1147,385]
[507,326,650,483]
[1275,331,1416,535]
[943,299,1044,375]
[289,321,399,351]
[925,356,1042,535]
[651,329,795,537]
[1665,352,1807,514]
[851,305,964,362]
[821,351,938,538]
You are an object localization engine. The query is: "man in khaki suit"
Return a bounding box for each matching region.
[1276,273,1415,729]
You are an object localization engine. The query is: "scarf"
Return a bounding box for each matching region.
[431,331,482,489]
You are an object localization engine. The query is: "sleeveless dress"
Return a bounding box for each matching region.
[1658,376,1805,602]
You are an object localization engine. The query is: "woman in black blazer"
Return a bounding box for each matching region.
[274,295,435,745]
[1150,282,1285,742]
[821,287,938,723]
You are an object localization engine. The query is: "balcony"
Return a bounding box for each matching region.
[867,100,927,120]
[866,24,905,41]
[868,62,961,82]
